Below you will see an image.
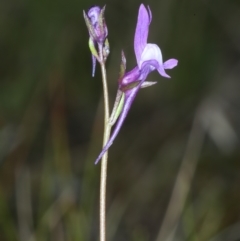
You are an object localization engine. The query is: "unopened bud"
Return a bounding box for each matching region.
[83,6,108,45]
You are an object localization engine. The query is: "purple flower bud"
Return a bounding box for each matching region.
[83,5,108,45]
[87,6,101,26]
[84,6,109,76]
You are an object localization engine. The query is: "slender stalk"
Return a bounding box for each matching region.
[99,44,111,241]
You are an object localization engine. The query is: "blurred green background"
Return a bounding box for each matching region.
[0,0,240,240]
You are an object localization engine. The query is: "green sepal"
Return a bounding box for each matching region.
[99,6,106,30]
[141,81,157,88]
[109,90,125,126]
[103,38,110,61]
[88,38,98,58]
[119,51,126,79]
[83,10,90,29]
[83,10,96,40]
[120,81,140,92]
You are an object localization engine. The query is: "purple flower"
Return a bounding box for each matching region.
[95,4,178,164]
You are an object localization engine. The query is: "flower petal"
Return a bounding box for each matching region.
[141,59,170,78]
[157,64,170,78]
[134,4,152,66]
[139,44,163,69]
[140,44,171,78]
[140,59,158,80]
[163,59,178,69]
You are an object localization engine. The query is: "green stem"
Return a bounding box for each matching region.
[99,44,111,241]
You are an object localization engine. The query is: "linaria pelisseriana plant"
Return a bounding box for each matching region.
[84,3,178,241]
